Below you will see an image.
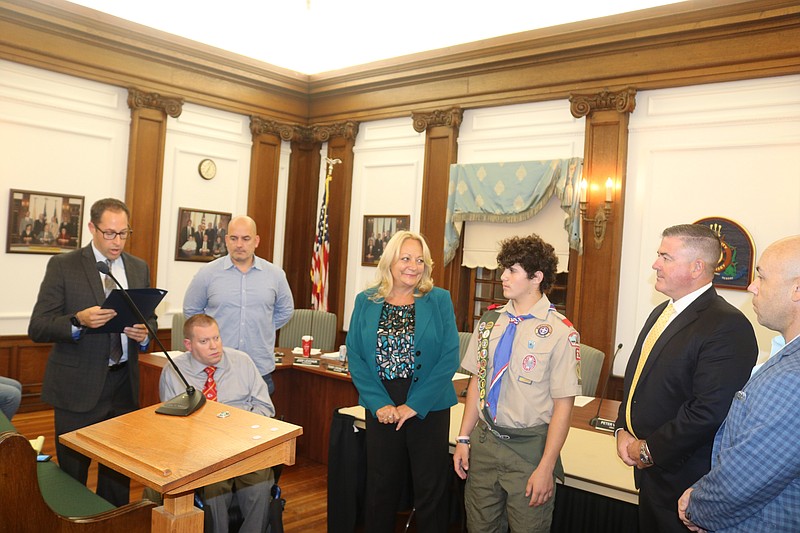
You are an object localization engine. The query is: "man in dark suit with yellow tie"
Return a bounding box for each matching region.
[615,224,758,532]
[28,198,156,506]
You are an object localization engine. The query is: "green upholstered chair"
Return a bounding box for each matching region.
[278,309,338,352]
[579,343,605,397]
[171,312,186,351]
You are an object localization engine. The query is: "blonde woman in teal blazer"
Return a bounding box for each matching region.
[346,230,459,533]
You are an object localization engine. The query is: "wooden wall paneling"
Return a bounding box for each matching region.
[568,89,632,397]
[0,337,51,413]
[248,119,284,261]
[315,124,358,343]
[126,89,182,286]
[284,138,322,308]
[283,367,358,464]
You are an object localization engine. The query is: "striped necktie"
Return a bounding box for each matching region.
[105,259,123,364]
[625,303,675,438]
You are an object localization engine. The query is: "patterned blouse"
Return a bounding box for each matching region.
[375,301,416,380]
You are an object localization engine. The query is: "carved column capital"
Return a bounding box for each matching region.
[569,88,636,118]
[412,107,463,132]
[249,116,302,141]
[127,88,183,118]
[311,121,359,143]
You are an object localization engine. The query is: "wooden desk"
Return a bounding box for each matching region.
[60,402,302,533]
[139,349,358,464]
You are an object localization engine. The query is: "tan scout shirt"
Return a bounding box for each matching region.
[461,295,582,429]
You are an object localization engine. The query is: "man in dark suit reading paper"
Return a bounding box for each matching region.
[615,224,757,532]
[28,197,156,506]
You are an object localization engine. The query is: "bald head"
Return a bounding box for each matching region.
[748,235,800,340]
[225,215,260,269]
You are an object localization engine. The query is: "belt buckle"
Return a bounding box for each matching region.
[488,425,510,440]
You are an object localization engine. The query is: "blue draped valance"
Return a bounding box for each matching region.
[444,157,583,265]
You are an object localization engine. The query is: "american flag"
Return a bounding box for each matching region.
[310,175,331,311]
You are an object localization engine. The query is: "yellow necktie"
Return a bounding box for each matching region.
[625,303,675,438]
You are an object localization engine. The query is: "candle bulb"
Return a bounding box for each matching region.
[580,179,588,203]
[605,177,613,203]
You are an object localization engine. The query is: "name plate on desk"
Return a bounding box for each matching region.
[327,365,349,375]
[293,357,320,366]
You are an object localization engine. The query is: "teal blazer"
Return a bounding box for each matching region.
[346,286,460,418]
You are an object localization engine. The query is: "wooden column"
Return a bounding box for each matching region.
[284,130,322,309]
[412,108,469,325]
[313,122,359,342]
[125,89,183,285]
[249,117,293,261]
[567,88,636,395]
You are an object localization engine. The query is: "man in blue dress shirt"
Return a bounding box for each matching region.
[184,215,293,395]
[678,235,800,532]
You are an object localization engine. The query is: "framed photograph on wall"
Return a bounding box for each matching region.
[361,214,410,266]
[7,189,84,255]
[175,207,231,262]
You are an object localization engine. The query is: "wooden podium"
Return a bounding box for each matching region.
[60,402,302,533]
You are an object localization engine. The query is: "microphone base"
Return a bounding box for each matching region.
[156,390,207,417]
[590,417,616,432]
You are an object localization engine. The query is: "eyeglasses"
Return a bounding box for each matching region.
[94,225,133,240]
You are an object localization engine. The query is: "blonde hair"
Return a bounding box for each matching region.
[368,231,434,301]
[183,313,217,340]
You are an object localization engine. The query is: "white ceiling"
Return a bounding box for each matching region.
[67,0,683,74]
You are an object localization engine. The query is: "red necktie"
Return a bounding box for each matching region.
[203,366,217,401]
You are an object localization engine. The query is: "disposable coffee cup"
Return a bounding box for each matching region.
[338,344,347,363]
[301,335,313,357]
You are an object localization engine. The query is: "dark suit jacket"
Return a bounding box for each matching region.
[615,286,757,507]
[28,245,155,413]
[346,287,460,418]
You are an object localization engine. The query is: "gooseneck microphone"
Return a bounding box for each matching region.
[590,343,623,432]
[96,261,205,416]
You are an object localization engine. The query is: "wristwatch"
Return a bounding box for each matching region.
[639,441,653,466]
[70,315,85,329]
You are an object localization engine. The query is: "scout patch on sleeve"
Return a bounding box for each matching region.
[568,331,580,348]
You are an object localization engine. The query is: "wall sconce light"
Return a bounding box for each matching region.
[579,177,614,249]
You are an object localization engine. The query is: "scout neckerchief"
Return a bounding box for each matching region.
[486,311,534,421]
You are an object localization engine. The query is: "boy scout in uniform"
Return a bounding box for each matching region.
[454,234,581,533]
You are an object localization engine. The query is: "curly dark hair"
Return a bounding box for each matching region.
[496,234,558,293]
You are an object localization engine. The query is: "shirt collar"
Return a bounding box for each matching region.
[186,349,229,373]
[504,294,552,318]
[90,242,123,269]
[222,254,263,271]
[670,282,712,315]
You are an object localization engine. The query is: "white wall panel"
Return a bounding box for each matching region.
[0,60,130,334]
[617,75,800,375]
[160,103,252,326]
